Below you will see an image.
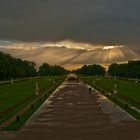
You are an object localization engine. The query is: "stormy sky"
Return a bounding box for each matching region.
[0,0,140,66]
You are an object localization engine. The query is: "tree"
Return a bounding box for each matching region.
[108,60,140,78]
[39,63,67,76]
[0,51,37,80]
[74,64,105,76]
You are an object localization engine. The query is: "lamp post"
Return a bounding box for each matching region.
[113,83,117,95]
[135,77,138,84]
[53,80,56,84]
[35,81,39,96]
[11,78,14,85]
[113,83,117,106]
[114,75,116,80]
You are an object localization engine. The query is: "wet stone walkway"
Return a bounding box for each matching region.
[1,80,140,140]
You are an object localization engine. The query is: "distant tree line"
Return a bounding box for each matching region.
[108,60,140,78]
[0,52,68,80]
[0,52,36,80]
[39,63,68,76]
[74,64,105,76]
[1,51,140,80]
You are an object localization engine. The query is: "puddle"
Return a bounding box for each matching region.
[66,103,73,106]
[96,92,136,123]
[57,97,63,100]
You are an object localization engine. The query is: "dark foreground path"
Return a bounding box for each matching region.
[1,80,140,140]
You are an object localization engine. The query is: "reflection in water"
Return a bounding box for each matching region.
[96,92,136,123]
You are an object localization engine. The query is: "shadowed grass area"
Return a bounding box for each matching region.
[3,79,63,131]
[3,100,42,131]
[81,76,140,120]
[0,76,64,125]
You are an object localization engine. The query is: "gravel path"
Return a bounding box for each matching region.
[1,80,140,140]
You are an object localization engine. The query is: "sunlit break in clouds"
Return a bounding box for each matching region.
[0,40,139,66]
[0,0,140,67]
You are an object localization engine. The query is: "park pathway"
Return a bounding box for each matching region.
[1,80,140,140]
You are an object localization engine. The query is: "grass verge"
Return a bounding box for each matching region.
[82,77,140,121]
[2,79,63,131]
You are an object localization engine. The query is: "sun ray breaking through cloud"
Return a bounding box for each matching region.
[0,40,139,67]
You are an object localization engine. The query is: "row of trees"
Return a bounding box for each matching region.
[74,64,105,76]
[74,61,140,78]
[39,63,68,76]
[0,52,68,80]
[1,51,140,79]
[0,52,36,80]
[108,60,140,78]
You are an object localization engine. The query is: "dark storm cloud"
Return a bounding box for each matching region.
[0,0,140,47]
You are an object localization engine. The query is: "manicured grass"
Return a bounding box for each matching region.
[82,76,140,120]
[82,76,140,105]
[3,100,43,131]
[0,76,64,125]
[3,80,63,131]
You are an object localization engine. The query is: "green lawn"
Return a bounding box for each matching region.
[82,76,140,108]
[82,76,140,120]
[0,76,64,125]
[3,78,63,131]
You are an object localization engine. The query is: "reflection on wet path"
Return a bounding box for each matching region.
[1,80,140,140]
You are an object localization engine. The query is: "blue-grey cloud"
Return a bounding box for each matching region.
[0,0,140,49]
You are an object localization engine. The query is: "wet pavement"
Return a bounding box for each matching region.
[1,80,140,140]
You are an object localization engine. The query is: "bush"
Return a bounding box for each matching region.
[125,104,128,110]
[31,104,34,109]
[16,115,20,122]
